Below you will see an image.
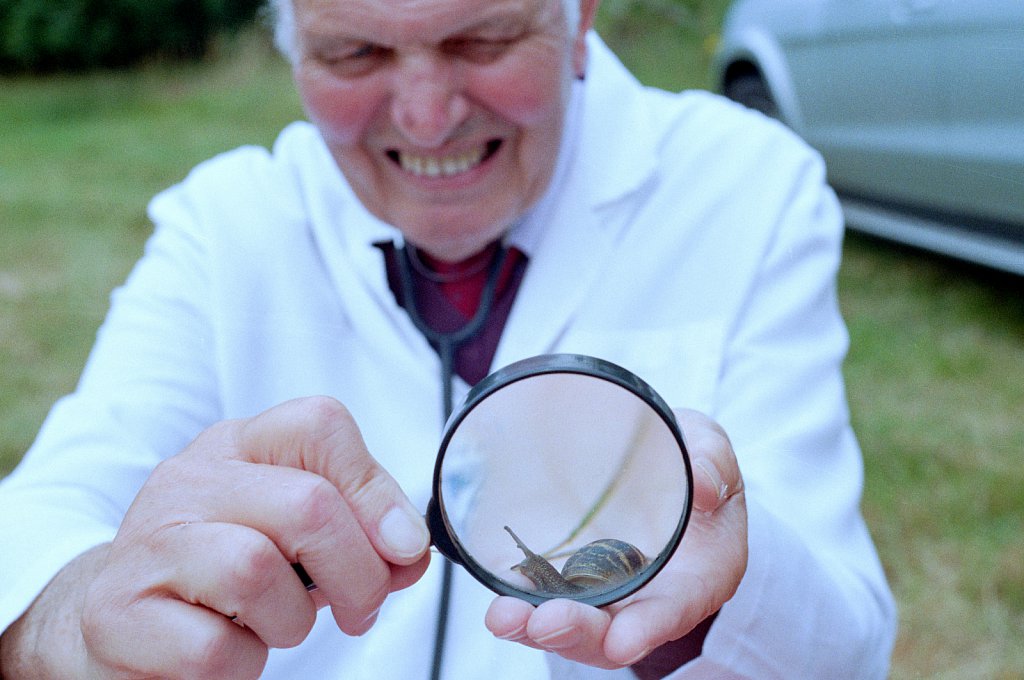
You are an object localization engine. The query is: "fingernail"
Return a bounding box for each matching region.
[379,506,429,559]
[353,606,381,636]
[696,460,728,501]
[623,646,653,666]
[533,625,575,648]
[494,622,528,641]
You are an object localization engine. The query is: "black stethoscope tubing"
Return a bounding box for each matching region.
[394,239,510,680]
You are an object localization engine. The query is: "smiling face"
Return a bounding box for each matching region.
[290,0,597,261]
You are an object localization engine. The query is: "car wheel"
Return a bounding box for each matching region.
[724,72,780,120]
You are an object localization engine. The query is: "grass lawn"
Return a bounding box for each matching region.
[841,235,1024,678]
[1,14,1022,679]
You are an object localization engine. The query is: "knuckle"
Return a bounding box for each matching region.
[285,397,391,509]
[291,397,369,470]
[147,455,189,488]
[80,581,140,674]
[297,396,356,437]
[150,424,234,486]
[187,419,241,456]
[227,533,282,592]
[80,584,112,650]
[338,461,389,505]
[180,627,246,679]
[292,476,345,537]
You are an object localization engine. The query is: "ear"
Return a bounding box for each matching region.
[571,0,600,78]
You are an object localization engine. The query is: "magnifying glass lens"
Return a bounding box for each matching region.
[430,355,692,607]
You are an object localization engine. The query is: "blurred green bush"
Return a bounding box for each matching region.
[0,0,264,72]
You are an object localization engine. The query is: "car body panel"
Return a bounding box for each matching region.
[713,0,1024,274]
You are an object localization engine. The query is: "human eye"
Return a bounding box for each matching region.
[313,41,390,77]
[442,24,524,64]
[442,37,510,63]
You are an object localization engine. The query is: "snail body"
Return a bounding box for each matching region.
[503,525,647,596]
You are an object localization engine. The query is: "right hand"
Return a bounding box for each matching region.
[10,397,431,679]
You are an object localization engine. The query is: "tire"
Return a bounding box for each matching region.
[724,72,781,120]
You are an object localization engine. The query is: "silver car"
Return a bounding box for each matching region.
[712,0,1024,275]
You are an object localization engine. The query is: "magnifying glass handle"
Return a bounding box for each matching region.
[292,562,317,592]
[425,498,464,566]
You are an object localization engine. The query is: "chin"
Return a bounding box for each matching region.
[406,234,500,262]
[396,213,515,260]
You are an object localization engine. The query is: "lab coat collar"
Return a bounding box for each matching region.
[491,33,663,364]
[506,32,660,253]
[573,31,660,209]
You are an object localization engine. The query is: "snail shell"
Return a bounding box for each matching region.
[504,526,648,596]
[560,538,648,589]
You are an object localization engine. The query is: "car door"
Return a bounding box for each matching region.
[783,0,946,209]
[931,0,1024,230]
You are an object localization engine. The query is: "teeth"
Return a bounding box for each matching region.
[399,146,487,178]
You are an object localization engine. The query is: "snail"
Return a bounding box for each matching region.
[503,525,648,596]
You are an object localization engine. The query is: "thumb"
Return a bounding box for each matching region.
[231,396,430,565]
[673,409,744,513]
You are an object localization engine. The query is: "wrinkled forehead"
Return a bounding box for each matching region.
[268,0,579,59]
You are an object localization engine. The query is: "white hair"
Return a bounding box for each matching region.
[267,0,297,60]
[268,0,582,63]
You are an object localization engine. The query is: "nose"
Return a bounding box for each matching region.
[391,54,470,148]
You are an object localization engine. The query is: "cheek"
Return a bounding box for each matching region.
[470,53,570,128]
[295,70,380,145]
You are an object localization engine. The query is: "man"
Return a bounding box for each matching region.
[0,0,896,677]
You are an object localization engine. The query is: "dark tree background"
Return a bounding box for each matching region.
[0,0,724,73]
[0,0,264,72]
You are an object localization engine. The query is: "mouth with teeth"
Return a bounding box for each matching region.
[387,139,502,178]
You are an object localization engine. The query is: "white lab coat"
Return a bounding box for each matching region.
[0,35,895,678]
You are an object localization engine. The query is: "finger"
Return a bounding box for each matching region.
[318,553,430,632]
[230,397,431,565]
[163,397,429,631]
[140,456,393,634]
[304,552,430,606]
[388,552,432,593]
[154,521,317,648]
[602,591,707,666]
[485,596,545,650]
[83,586,267,680]
[526,599,619,669]
[598,466,749,663]
[602,533,744,665]
[674,409,744,512]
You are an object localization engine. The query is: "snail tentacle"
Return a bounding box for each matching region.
[504,525,584,595]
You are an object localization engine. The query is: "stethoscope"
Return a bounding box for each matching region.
[393,238,511,680]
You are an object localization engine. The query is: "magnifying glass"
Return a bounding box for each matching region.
[425,354,693,608]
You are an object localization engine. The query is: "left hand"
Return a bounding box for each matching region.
[484,409,747,669]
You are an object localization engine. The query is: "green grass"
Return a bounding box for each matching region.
[841,236,1024,678]
[0,32,303,478]
[2,14,1023,679]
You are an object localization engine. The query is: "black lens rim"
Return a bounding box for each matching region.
[426,353,694,607]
